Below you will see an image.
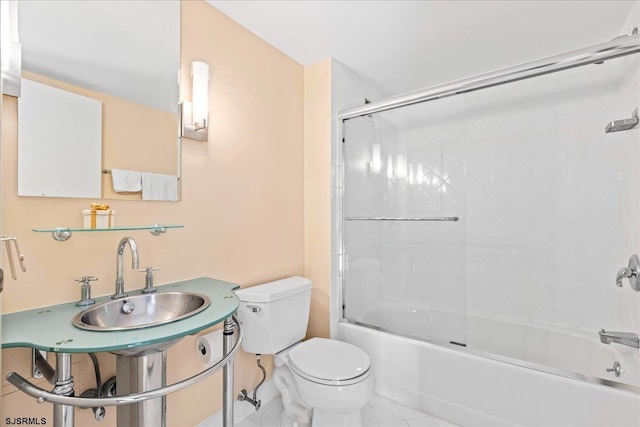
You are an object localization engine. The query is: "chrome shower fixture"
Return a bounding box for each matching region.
[605,108,639,133]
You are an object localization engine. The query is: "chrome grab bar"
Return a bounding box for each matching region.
[6,315,242,408]
[1,235,27,280]
[345,217,459,221]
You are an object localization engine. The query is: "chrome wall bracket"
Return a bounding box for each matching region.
[150,226,167,236]
[32,349,51,381]
[52,228,72,242]
[179,102,208,142]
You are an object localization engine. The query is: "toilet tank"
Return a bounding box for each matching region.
[235,276,312,355]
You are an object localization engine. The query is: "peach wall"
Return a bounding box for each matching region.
[1,1,304,425]
[304,59,332,339]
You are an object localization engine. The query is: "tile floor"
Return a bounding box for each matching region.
[236,394,459,427]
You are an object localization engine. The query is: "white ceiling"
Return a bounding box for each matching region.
[208,0,636,98]
[18,1,180,112]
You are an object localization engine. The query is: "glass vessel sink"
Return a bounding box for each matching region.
[72,292,211,332]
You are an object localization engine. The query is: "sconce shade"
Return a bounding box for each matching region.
[191,61,209,127]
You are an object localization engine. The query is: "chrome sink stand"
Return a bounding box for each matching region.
[53,353,74,427]
[223,317,235,427]
[116,351,167,426]
[38,315,238,427]
[114,316,236,427]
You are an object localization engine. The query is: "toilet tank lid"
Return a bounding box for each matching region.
[235,276,312,303]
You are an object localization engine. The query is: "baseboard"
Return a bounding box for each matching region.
[198,380,280,427]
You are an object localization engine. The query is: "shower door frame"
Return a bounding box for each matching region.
[336,31,640,394]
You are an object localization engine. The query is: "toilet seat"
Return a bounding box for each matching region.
[288,338,371,386]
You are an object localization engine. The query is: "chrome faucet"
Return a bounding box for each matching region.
[112,237,140,299]
[599,329,640,349]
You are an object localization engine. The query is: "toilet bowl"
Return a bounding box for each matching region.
[235,277,375,427]
[274,338,375,427]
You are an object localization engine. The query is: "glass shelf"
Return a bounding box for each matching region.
[32,224,183,241]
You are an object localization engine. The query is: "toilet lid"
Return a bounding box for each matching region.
[288,338,370,384]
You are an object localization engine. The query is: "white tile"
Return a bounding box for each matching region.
[260,414,282,427]
[406,417,439,426]
[362,404,379,425]
[575,304,618,332]
[434,418,459,427]
[396,404,429,420]
[369,394,395,405]
[552,156,598,190]
[260,397,283,417]
[533,296,594,329]
[500,285,555,321]
[371,403,405,423]
[464,113,496,141]
[573,172,619,206]
[235,417,262,427]
[378,421,409,427]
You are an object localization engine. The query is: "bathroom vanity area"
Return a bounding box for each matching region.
[2,277,241,427]
[0,0,306,424]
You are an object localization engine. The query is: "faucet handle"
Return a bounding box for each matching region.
[139,267,159,294]
[75,276,98,285]
[616,255,640,291]
[75,276,97,306]
[616,268,631,287]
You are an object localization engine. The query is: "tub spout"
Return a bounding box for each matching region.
[599,329,640,348]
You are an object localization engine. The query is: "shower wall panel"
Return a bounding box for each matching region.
[338,6,640,388]
[465,50,640,335]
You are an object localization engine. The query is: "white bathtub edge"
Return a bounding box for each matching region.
[339,322,640,427]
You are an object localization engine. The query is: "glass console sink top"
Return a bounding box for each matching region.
[1,277,239,354]
[72,292,211,332]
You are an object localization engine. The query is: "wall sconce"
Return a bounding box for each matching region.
[180,61,210,142]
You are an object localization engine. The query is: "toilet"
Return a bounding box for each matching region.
[235,276,374,427]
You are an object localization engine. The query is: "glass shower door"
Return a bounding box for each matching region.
[342,95,466,345]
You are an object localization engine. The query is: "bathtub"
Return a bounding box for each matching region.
[356,300,640,388]
[337,303,640,426]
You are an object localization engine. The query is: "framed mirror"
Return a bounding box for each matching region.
[17,1,181,201]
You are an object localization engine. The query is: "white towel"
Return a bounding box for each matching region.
[111,169,142,192]
[141,172,178,201]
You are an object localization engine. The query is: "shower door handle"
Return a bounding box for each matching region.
[0,268,3,293]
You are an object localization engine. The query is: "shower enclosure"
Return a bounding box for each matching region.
[337,26,640,407]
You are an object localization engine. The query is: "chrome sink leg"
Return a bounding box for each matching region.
[116,351,167,427]
[223,317,236,427]
[53,353,74,427]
